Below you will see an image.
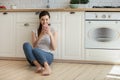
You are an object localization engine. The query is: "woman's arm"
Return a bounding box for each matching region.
[42,24,57,51]
[32,30,45,47]
[49,31,57,51]
[32,31,38,47]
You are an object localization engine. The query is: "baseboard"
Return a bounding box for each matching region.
[0,57,120,65]
[0,57,26,61]
[54,59,120,65]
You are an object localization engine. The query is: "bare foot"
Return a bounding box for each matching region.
[42,67,52,76]
[35,67,44,73]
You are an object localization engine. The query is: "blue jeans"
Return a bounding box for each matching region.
[23,42,53,66]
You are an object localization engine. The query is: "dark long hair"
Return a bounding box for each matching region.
[38,11,50,36]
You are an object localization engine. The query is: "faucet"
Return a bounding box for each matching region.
[46,0,50,8]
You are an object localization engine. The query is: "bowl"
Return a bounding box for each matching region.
[69,4,79,8]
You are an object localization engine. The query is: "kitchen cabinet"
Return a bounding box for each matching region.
[15,12,39,57]
[0,11,85,61]
[15,12,84,60]
[15,12,63,59]
[0,11,84,60]
[62,12,84,60]
[0,12,15,57]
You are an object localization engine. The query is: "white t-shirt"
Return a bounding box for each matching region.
[32,27,55,53]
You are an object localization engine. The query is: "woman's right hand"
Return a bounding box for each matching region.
[42,24,49,34]
[38,24,49,40]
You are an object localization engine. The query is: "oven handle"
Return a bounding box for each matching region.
[87,29,120,41]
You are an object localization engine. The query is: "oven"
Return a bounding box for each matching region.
[85,12,120,50]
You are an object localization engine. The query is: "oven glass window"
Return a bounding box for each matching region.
[93,27,114,42]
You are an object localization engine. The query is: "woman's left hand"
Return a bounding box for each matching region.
[43,24,52,36]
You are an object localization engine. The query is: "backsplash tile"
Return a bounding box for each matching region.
[0,0,120,9]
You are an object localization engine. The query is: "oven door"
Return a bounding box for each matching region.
[85,20,120,49]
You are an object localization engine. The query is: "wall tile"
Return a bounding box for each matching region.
[0,0,120,9]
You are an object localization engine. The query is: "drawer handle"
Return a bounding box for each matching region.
[24,23,29,26]
[35,11,40,15]
[70,12,75,14]
[3,12,8,15]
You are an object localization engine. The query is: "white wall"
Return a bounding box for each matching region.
[0,0,120,9]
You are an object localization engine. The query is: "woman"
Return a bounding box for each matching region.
[23,11,57,76]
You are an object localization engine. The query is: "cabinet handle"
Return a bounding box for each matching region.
[24,23,29,27]
[3,12,8,15]
[70,12,75,14]
[35,11,40,15]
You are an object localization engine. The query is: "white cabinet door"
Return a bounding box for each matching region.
[62,12,84,60]
[15,23,38,57]
[0,12,15,57]
[50,12,62,59]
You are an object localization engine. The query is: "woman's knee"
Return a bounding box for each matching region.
[23,42,30,49]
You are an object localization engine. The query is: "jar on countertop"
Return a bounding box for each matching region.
[10,5,16,9]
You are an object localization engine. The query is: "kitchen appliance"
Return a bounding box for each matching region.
[92,6,120,8]
[85,12,120,50]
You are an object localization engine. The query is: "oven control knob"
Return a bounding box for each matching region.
[108,15,111,18]
[88,21,91,24]
[95,15,98,18]
[102,14,106,18]
[115,21,118,24]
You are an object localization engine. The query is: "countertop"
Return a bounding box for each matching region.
[1,8,120,12]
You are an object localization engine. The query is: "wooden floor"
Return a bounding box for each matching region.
[0,60,120,80]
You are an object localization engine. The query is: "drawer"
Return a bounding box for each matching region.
[85,49,120,62]
[16,12,39,22]
[16,12,62,23]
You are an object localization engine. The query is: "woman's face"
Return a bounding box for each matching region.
[40,15,50,26]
